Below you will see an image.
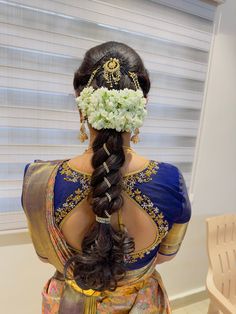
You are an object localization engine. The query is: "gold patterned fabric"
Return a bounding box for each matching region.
[42,257,171,314]
[158,222,189,255]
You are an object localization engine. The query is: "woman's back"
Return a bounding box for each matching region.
[59,151,157,254]
[53,149,190,270]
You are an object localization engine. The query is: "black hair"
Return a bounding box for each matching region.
[64,41,151,291]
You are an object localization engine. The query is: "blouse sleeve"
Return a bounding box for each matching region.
[158,167,192,256]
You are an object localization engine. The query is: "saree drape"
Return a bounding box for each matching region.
[22,159,172,314]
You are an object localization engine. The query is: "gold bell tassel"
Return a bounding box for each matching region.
[131,128,140,144]
[78,115,88,142]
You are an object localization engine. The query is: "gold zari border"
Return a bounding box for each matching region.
[158,222,189,255]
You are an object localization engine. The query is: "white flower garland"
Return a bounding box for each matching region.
[75,86,147,132]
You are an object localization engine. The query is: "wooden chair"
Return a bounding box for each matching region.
[206,214,236,314]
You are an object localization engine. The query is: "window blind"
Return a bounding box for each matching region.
[0,0,217,231]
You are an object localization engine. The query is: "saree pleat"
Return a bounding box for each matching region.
[23,159,171,313]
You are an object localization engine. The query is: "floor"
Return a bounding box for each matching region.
[172,299,210,314]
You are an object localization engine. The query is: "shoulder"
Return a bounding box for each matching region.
[21,159,65,205]
[155,161,181,190]
[158,160,189,193]
[23,159,65,179]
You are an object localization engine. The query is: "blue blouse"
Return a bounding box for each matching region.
[52,159,191,270]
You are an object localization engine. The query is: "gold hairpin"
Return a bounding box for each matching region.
[103,161,110,174]
[86,66,101,88]
[103,143,111,156]
[105,192,112,202]
[128,71,141,90]
[103,58,121,88]
[104,177,111,188]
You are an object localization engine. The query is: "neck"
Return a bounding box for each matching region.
[88,129,132,148]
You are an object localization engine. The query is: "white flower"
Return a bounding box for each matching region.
[75,87,147,132]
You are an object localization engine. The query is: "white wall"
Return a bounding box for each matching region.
[1,1,236,313]
[1,231,54,314]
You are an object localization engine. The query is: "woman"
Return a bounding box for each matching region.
[21,41,191,314]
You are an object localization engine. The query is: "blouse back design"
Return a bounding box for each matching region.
[53,159,191,270]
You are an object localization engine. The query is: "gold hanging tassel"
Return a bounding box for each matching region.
[131,128,140,144]
[78,115,88,142]
[128,71,141,90]
[86,66,101,88]
[103,58,121,88]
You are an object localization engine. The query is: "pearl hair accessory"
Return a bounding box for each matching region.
[104,177,111,188]
[103,161,109,174]
[95,209,111,224]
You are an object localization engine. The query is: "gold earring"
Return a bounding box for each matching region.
[78,115,88,142]
[131,128,140,144]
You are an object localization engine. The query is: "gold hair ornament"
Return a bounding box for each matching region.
[131,127,140,144]
[76,58,147,141]
[86,66,101,88]
[128,71,141,90]
[78,114,88,142]
[103,57,121,88]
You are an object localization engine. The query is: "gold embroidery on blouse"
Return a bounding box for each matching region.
[56,159,168,263]
[123,188,169,264]
[122,160,159,195]
[55,161,91,225]
[55,187,91,225]
[59,161,91,187]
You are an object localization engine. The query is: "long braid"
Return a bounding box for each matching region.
[64,41,151,291]
[64,129,135,291]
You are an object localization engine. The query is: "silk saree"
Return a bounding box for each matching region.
[21,159,182,314]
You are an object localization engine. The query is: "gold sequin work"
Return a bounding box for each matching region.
[55,188,90,226]
[55,161,91,226]
[122,160,159,193]
[123,189,169,263]
[119,161,169,263]
[58,161,91,187]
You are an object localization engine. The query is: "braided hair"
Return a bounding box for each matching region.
[64,41,151,292]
